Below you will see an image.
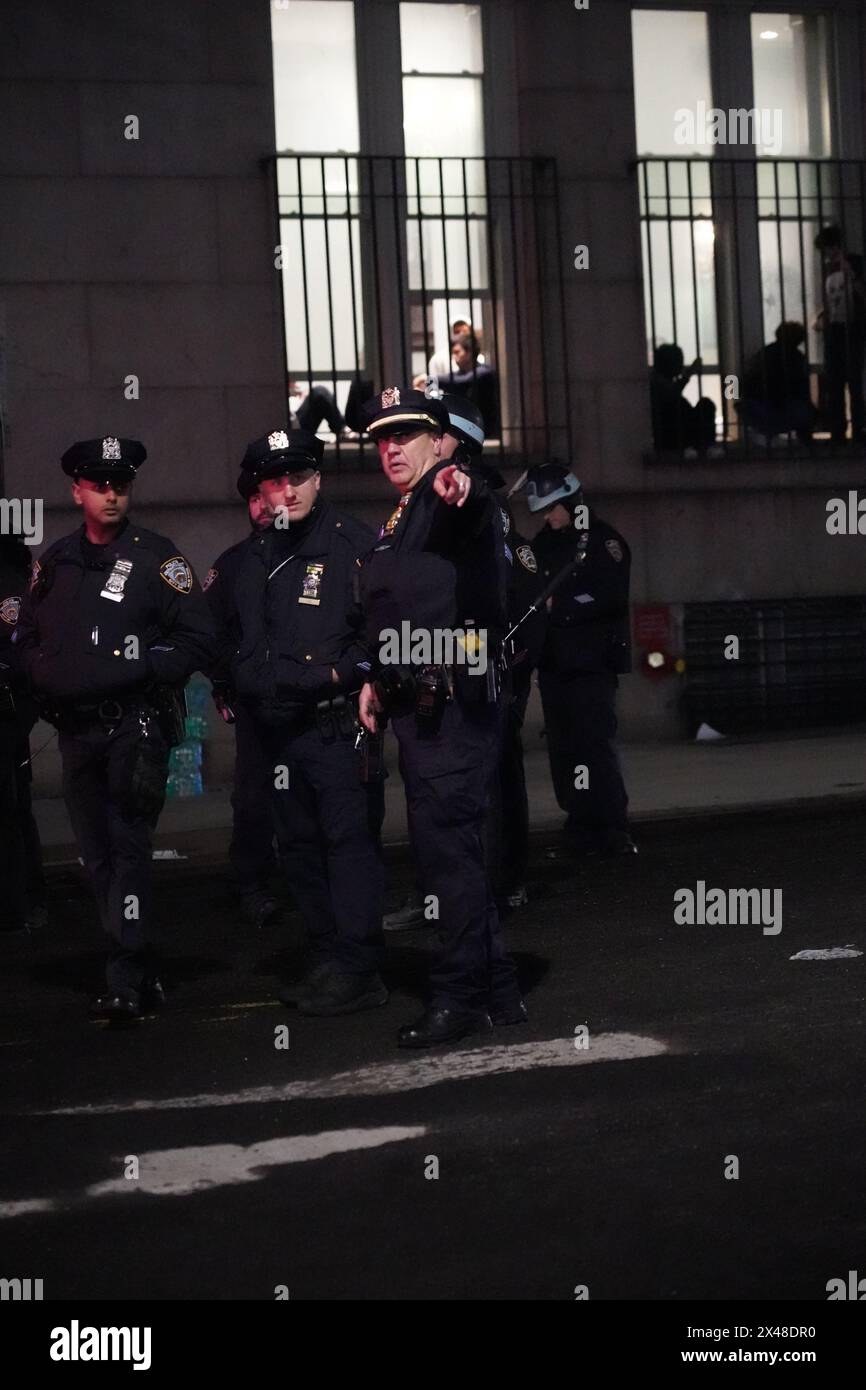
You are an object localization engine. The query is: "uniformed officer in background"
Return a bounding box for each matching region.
[0,519,46,932]
[358,387,523,1047]
[14,438,215,1019]
[204,473,281,929]
[228,429,385,1017]
[521,463,636,856]
[383,394,545,929]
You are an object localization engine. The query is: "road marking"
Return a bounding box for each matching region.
[0,1198,55,1218]
[88,1126,428,1198]
[37,1033,669,1117]
[0,1127,427,1215]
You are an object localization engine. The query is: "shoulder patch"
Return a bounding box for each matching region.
[159,555,193,593]
[0,595,21,626]
[516,544,538,574]
[500,507,511,538]
[605,538,624,563]
[202,566,218,593]
[29,559,42,592]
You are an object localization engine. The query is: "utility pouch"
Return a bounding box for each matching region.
[415,665,448,734]
[125,711,170,821]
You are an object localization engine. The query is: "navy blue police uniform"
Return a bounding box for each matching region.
[203,471,279,926]
[14,438,215,1018]
[523,464,634,854]
[441,394,546,909]
[0,530,46,932]
[229,429,386,1015]
[358,388,522,1047]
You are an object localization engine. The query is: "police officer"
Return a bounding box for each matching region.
[357,387,523,1047]
[521,463,636,855]
[14,438,215,1019]
[229,428,385,1016]
[204,474,281,928]
[438,400,547,910]
[0,521,46,932]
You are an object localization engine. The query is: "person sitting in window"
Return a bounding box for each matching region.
[444,332,500,437]
[738,321,815,446]
[649,344,716,454]
[288,381,358,440]
[427,318,472,380]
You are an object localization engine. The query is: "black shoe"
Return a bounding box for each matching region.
[140,978,166,1011]
[489,995,528,1026]
[89,993,141,1022]
[299,972,389,1017]
[397,1006,493,1048]
[499,885,528,910]
[601,832,638,856]
[383,893,429,932]
[278,961,334,1006]
[25,903,49,930]
[240,890,280,929]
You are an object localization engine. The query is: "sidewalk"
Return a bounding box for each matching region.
[33,728,866,862]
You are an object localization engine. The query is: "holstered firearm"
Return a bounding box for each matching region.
[148,684,188,748]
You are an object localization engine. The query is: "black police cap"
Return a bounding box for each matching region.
[61,437,146,481]
[359,387,449,438]
[237,470,259,500]
[440,394,486,454]
[240,429,324,481]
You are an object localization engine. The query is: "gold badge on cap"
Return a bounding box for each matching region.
[268,430,290,451]
[381,387,400,408]
[102,437,122,461]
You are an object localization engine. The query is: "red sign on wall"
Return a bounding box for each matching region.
[633,604,671,649]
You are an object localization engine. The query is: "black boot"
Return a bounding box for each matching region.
[397,1006,492,1048]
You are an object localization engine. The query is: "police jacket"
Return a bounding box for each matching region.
[498,500,547,675]
[0,540,37,726]
[358,460,507,699]
[14,520,215,704]
[533,509,631,675]
[230,500,374,725]
[203,533,253,688]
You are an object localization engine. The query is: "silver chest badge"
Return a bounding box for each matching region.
[100,558,133,602]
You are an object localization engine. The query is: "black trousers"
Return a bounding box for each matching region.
[296,387,345,435]
[539,668,629,846]
[230,702,277,896]
[0,724,29,927]
[394,699,518,1010]
[59,711,168,995]
[265,721,384,975]
[825,323,865,441]
[485,694,530,896]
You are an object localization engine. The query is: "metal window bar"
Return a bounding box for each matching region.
[683,597,866,733]
[265,153,572,469]
[636,156,866,463]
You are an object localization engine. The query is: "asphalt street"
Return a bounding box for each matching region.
[1,803,864,1302]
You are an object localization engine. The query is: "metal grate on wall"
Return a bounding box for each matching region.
[683,597,866,733]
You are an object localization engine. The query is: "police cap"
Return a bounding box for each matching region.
[241,429,324,482]
[237,470,259,500]
[359,387,449,438]
[61,437,146,483]
[521,462,582,513]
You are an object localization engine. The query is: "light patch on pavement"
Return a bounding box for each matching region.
[38,1032,669,1117]
[88,1126,427,1198]
[0,1198,55,1218]
[0,1127,427,1217]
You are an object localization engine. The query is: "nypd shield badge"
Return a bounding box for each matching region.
[516,544,537,574]
[0,595,21,626]
[159,556,193,593]
[605,538,624,563]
